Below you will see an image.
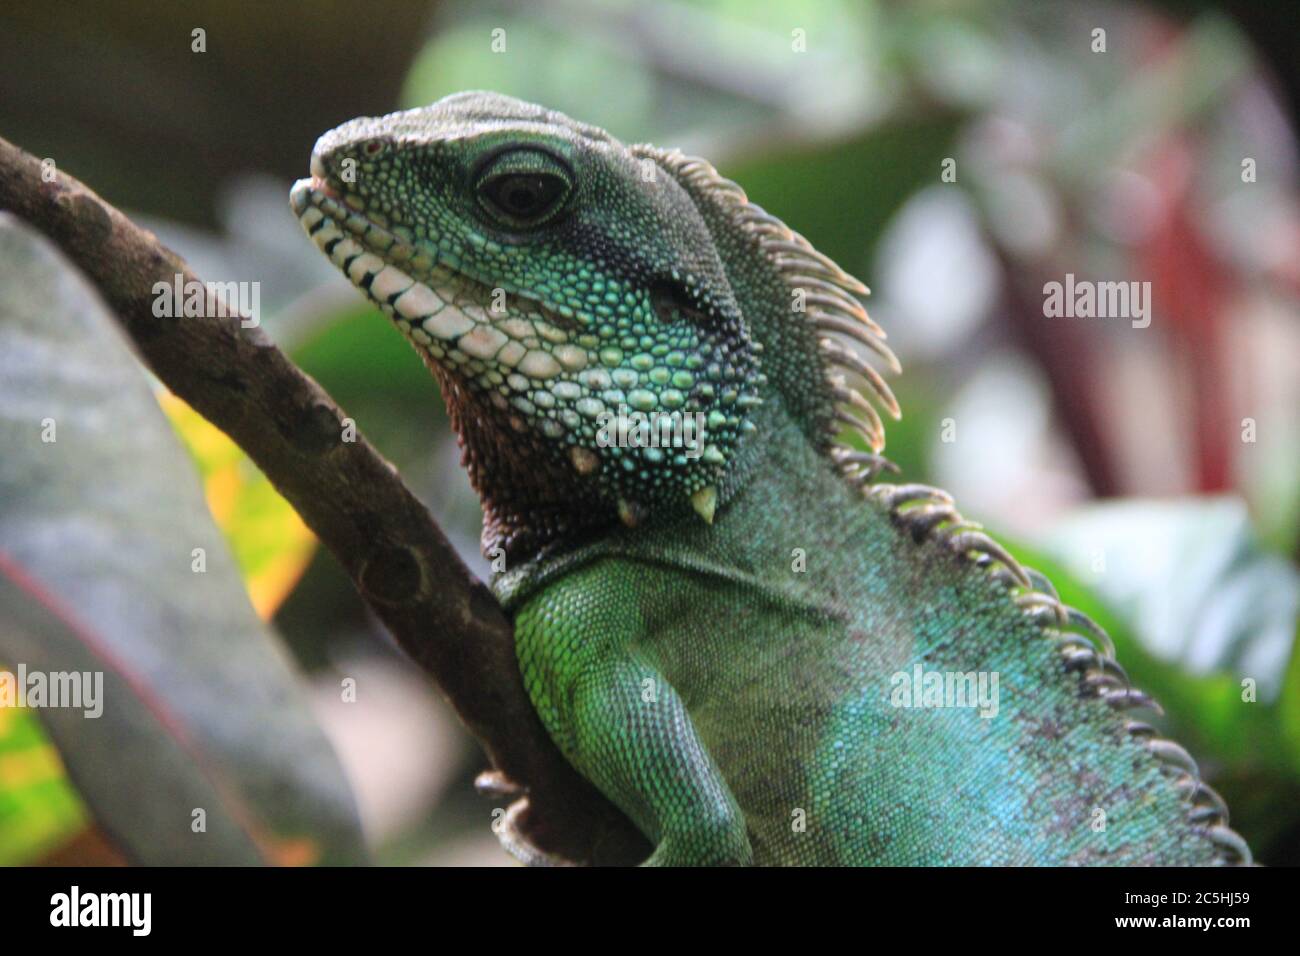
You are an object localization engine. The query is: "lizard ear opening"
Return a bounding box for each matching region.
[648,280,711,326]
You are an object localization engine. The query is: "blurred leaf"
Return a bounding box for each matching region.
[0,702,86,864]
[0,214,366,865]
[402,0,881,146]
[1022,494,1300,856]
[403,17,656,140]
[1004,532,1300,861]
[1283,615,1300,771]
[1008,536,1289,758]
[1038,497,1299,700]
[157,392,316,620]
[723,118,960,279]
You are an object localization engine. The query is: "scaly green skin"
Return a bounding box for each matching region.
[291,92,1250,866]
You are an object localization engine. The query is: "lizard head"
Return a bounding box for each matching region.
[291,92,766,557]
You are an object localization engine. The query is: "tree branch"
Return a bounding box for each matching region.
[0,134,648,866]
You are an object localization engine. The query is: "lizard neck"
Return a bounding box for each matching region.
[430,352,765,562]
[419,353,613,560]
[491,395,856,609]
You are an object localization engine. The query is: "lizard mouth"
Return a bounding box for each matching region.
[308,175,339,201]
[290,176,591,383]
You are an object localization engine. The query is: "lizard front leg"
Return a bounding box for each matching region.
[514,575,753,866]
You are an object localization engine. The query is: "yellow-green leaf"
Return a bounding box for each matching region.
[157,392,317,619]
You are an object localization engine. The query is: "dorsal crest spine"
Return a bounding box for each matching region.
[633,144,901,460]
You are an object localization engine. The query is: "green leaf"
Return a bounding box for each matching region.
[1003,532,1300,860]
[0,702,87,865]
[0,214,366,865]
[1039,497,1298,701]
[157,392,317,620]
[1008,496,1300,801]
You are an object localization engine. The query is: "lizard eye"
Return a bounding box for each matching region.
[474,149,572,229]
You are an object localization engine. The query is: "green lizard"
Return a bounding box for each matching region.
[291,92,1250,866]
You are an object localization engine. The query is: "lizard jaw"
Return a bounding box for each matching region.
[291,177,580,372]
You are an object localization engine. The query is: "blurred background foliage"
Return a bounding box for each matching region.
[1,0,1297,865]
